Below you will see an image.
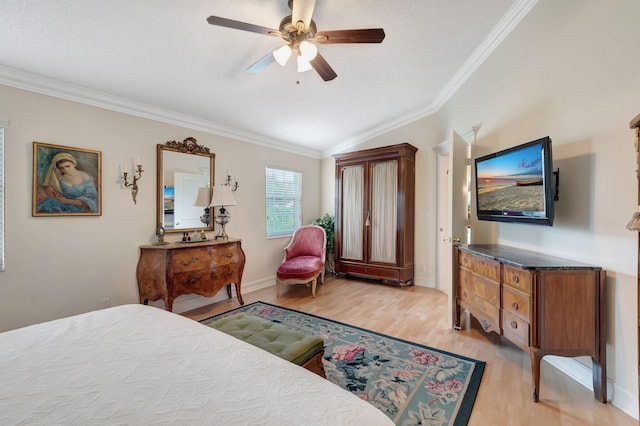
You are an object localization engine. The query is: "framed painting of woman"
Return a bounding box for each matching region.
[32,142,102,216]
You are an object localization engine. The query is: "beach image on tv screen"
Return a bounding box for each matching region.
[476,144,545,214]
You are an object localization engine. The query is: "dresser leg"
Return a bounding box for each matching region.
[531,349,543,402]
[236,284,244,305]
[454,303,461,330]
[592,358,607,403]
[226,284,232,298]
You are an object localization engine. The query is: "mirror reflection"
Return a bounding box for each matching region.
[157,138,215,233]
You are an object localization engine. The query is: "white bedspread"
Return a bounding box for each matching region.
[0,304,393,425]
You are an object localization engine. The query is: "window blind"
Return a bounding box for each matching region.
[265,167,302,238]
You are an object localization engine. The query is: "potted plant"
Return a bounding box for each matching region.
[312,213,335,273]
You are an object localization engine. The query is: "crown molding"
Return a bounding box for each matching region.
[430,0,538,111]
[324,0,538,158]
[0,65,323,159]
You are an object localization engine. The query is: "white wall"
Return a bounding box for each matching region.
[321,0,639,416]
[0,84,321,331]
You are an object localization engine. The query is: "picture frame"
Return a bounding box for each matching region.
[32,142,102,216]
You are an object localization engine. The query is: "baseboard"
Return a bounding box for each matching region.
[413,276,434,288]
[545,356,638,420]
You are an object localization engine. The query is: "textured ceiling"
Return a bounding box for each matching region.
[0,0,535,157]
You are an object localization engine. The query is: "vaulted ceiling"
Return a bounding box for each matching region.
[0,0,537,157]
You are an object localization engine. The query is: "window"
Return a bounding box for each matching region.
[265,166,302,238]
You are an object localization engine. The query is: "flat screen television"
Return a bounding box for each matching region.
[474,136,554,226]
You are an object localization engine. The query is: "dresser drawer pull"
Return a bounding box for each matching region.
[510,321,518,329]
[224,271,234,277]
[512,275,519,283]
[462,277,467,284]
[223,253,234,258]
[463,291,468,298]
[511,301,519,311]
[463,257,468,264]
[180,257,199,266]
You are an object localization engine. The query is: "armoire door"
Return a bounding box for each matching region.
[339,163,365,262]
[369,159,398,265]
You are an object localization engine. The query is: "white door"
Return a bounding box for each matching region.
[442,131,469,329]
[174,172,207,229]
[435,151,449,293]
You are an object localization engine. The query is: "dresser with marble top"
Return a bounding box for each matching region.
[136,238,245,312]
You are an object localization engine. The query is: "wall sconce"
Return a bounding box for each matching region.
[194,187,213,226]
[121,159,144,204]
[224,169,239,192]
[627,207,640,231]
[210,185,237,240]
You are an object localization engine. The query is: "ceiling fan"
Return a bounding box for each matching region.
[206,0,385,81]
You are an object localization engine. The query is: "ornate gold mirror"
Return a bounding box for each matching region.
[157,137,215,233]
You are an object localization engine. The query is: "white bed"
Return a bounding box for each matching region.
[0,304,393,425]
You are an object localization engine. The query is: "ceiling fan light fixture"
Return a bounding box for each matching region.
[273,44,292,66]
[298,40,317,61]
[297,54,313,72]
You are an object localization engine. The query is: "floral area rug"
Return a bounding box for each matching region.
[201,301,485,426]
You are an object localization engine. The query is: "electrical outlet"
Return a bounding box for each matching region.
[102,298,111,308]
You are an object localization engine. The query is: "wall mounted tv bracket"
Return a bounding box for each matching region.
[553,169,560,201]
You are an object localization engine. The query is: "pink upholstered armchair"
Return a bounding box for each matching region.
[276,225,327,297]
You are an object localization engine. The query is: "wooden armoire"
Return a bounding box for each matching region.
[333,143,417,285]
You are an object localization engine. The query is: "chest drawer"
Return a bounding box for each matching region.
[171,247,210,272]
[173,264,240,294]
[503,265,532,293]
[472,257,500,282]
[502,285,530,322]
[463,274,500,305]
[210,243,240,266]
[502,310,530,351]
[459,289,500,325]
[458,250,473,269]
[458,268,473,290]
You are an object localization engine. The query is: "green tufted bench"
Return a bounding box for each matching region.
[207,313,326,378]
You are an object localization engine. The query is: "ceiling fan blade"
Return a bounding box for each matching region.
[247,51,276,74]
[291,0,316,30]
[207,15,278,36]
[310,52,337,81]
[316,29,385,44]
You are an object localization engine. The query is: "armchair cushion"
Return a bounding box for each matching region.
[276,256,324,281]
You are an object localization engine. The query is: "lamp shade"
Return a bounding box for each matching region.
[210,185,237,207]
[273,45,292,66]
[297,55,313,72]
[299,41,317,61]
[193,187,212,207]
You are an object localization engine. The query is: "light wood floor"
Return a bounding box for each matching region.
[184,275,636,426]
